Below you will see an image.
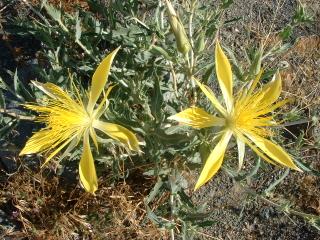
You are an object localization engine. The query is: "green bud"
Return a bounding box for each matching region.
[165,0,191,55]
[150,45,172,61]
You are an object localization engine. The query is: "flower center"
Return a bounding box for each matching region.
[225,114,236,130]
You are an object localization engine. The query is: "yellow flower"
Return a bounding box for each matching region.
[168,41,301,190]
[20,48,140,194]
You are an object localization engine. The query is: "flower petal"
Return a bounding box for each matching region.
[194,131,232,190]
[59,135,81,161]
[234,130,277,166]
[194,78,227,116]
[236,137,245,172]
[92,85,116,119]
[20,129,76,166]
[42,137,75,166]
[79,133,98,194]
[32,81,61,99]
[215,41,233,111]
[246,69,264,97]
[93,120,140,152]
[260,72,282,106]
[19,130,55,155]
[168,107,225,129]
[87,47,120,113]
[245,133,301,171]
[89,127,99,151]
[31,81,76,102]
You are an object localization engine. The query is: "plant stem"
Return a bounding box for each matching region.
[169,167,177,240]
[188,0,197,103]
[169,62,178,97]
[259,196,318,220]
[0,108,34,120]
[170,193,175,240]
[243,185,319,222]
[264,169,290,195]
[159,0,164,29]
[20,0,52,27]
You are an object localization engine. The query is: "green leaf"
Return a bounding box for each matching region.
[294,159,320,177]
[293,3,313,24]
[234,157,261,181]
[264,169,290,196]
[223,45,244,81]
[146,179,163,204]
[196,220,217,227]
[156,127,192,146]
[0,89,5,109]
[151,77,163,122]
[178,190,194,208]
[202,63,215,83]
[0,120,18,138]
[194,32,205,54]
[44,3,62,22]
[13,69,19,93]
[248,46,263,77]
[280,26,293,41]
[145,205,176,229]
[75,13,82,42]
[220,0,234,9]
[0,76,6,90]
[199,142,211,164]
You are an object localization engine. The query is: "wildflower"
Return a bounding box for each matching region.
[20,48,140,194]
[168,41,301,190]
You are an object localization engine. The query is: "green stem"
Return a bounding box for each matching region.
[264,169,290,195]
[170,193,175,240]
[0,108,34,121]
[169,62,178,98]
[259,196,318,220]
[188,1,197,103]
[169,167,177,240]
[159,0,164,29]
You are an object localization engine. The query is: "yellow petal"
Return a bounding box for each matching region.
[87,47,120,113]
[255,98,292,117]
[236,137,245,172]
[42,137,75,166]
[59,135,81,161]
[168,107,225,128]
[32,81,58,99]
[89,127,99,152]
[93,120,140,152]
[234,130,277,166]
[246,69,264,97]
[92,84,116,119]
[245,133,301,171]
[260,72,282,106]
[19,130,54,155]
[32,81,73,101]
[215,41,233,111]
[194,131,232,190]
[79,133,98,194]
[194,78,227,117]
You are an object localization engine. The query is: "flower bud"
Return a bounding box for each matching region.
[165,0,191,55]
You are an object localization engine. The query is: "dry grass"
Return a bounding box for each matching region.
[0,159,168,240]
[30,0,89,12]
